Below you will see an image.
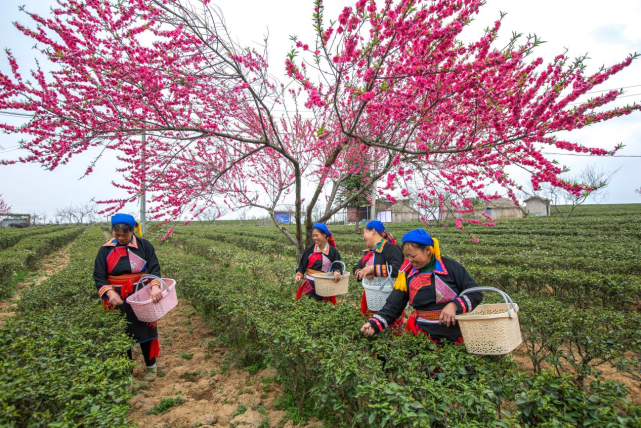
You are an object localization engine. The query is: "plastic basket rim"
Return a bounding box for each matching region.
[455,303,519,321]
[126,278,177,306]
[311,272,350,280]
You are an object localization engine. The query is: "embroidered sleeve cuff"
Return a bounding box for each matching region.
[368,314,389,333]
[150,279,161,288]
[375,264,388,277]
[454,296,472,314]
[98,285,113,298]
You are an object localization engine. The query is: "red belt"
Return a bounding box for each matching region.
[107,271,147,298]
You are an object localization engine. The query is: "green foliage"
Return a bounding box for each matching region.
[232,404,247,418]
[336,172,372,207]
[514,373,641,427]
[159,205,641,427]
[0,226,68,250]
[0,228,134,427]
[0,227,83,297]
[146,397,186,415]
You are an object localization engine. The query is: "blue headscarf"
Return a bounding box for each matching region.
[366,220,385,234]
[402,229,441,260]
[366,220,396,245]
[111,213,142,236]
[312,223,336,248]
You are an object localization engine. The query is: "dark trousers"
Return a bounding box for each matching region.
[127,340,156,367]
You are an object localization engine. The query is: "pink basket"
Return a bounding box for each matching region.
[126,275,178,323]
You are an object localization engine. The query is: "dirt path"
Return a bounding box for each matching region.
[128,298,322,428]
[0,240,74,327]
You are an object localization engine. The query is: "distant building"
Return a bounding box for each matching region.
[0,213,31,228]
[273,211,292,224]
[439,197,524,221]
[348,199,421,223]
[347,206,372,223]
[480,198,524,220]
[383,199,421,223]
[524,196,551,217]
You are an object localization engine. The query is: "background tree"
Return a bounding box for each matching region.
[0,0,638,253]
[55,206,75,225]
[71,202,96,226]
[0,194,10,213]
[199,207,229,225]
[527,164,617,218]
[337,171,373,230]
[561,165,617,218]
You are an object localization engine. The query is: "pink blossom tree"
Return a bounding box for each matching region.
[0,0,638,252]
[0,194,11,213]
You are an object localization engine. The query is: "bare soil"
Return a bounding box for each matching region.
[128,298,323,428]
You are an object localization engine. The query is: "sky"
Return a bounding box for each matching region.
[0,0,640,220]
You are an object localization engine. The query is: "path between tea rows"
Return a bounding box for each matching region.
[0,240,74,327]
[128,297,322,428]
[94,232,319,427]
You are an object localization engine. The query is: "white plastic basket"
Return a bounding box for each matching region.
[126,274,178,323]
[313,261,350,297]
[361,263,394,311]
[455,287,523,355]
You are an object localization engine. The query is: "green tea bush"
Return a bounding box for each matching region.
[159,224,641,427]
[0,228,133,427]
[0,228,83,296]
[0,226,67,250]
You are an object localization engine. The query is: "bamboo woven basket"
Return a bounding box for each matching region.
[313,261,350,297]
[455,287,523,355]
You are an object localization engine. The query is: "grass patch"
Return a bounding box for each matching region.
[274,393,315,425]
[180,352,193,360]
[232,404,247,418]
[146,397,186,415]
[184,370,205,381]
[2,269,33,298]
[135,382,150,391]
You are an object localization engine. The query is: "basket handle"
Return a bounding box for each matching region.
[375,263,393,290]
[330,260,346,276]
[459,286,518,318]
[134,274,170,294]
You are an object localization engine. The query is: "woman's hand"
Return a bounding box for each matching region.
[150,284,163,303]
[357,265,375,280]
[106,289,124,307]
[361,322,375,336]
[333,271,342,282]
[439,302,458,327]
[295,272,303,283]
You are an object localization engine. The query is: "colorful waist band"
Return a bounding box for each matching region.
[107,270,147,285]
[415,310,441,321]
